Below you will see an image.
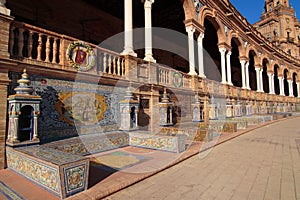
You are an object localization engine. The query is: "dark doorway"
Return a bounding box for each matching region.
[19,105,34,142]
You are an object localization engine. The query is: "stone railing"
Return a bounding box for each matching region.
[9,21,125,77]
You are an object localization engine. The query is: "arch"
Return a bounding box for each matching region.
[248,50,257,91]
[283,68,289,96]
[227,31,245,56]
[198,6,226,43]
[245,45,258,63]
[274,64,280,95]
[262,58,270,93]
[292,72,298,97]
[280,66,289,78]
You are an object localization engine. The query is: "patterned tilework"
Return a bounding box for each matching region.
[6,148,60,194]
[44,132,129,156]
[6,147,89,198]
[17,146,85,165]
[213,119,248,130]
[64,164,88,197]
[9,72,124,143]
[160,127,207,141]
[129,132,186,153]
[0,181,25,200]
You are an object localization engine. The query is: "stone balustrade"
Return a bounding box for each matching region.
[9,21,125,77]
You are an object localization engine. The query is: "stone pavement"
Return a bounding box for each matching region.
[105,117,300,200]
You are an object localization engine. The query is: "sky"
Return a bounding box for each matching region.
[230,0,300,24]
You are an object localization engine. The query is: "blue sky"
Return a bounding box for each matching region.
[230,0,300,24]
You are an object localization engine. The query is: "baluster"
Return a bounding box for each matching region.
[117,57,121,76]
[59,38,64,65]
[37,34,42,61]
[9,26,15,56]
[18,28,24,57]
[122,59,125,76]
[28,31,33,59]
[45,36,51,62]
[52,38,57,64]
[113,56,117,75]
[108,54,112,74]
[103,53,107,73]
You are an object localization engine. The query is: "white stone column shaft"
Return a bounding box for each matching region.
[297,82,300,97]
[122,0,137,57]
[278,77,284,95]
[255,68,263,92]
[270,74,275,94]
[226,51,232,85]
[240,60,246,89]
[219,47,227,84]
[267,73,273,94]
[260,69,264,92]
[245,62,250,89]
[288,80,293,97]
[186,26,197,75]
[144,0,156,62]
[197,32,206,78]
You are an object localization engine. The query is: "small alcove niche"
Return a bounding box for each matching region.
[192,93,204,122]
[119,86,139,131]
[7,69,42,147]
[209,96,218,120]
[226,99,234,118]
[159,88,174,126]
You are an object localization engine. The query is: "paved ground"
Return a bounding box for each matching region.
[105,117,300,200]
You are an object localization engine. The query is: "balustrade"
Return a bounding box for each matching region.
[9,21,125,77]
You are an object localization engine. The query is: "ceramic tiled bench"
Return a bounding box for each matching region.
[129,132,186,153]
[6,146,89,199]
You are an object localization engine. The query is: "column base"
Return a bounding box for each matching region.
[227,82,233,86]
[221,81,227,85]
[188,71,197,76]
[144,55,156,63]
[198,73,206,78]
[121,49,137,57]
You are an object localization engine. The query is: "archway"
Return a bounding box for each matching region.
[231,38,242,87]
[262,59,269,93]
[248,50,257,90]
[283,69,289,96]
[293,72,298,97]
[274,64,280,95]
[19,105,34,142]
[203,18,221,81]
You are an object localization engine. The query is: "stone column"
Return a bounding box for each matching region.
[278,76,284,96]
[259,69,264,92]
[0,0,10,15]
[186,26,197,76]
[255,68,263,92]
[240,60,246,89]
[219,47,227,84]
[245,62,250,89]
[297,82,300,97]
[226,51,233,85]
[267,73,273,94]
[197,32,206,78]
[270,74,275,94]
[288,79,293,97]
[144,0,156,62]
[121,0,137,57]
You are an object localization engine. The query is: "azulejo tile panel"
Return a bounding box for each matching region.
[129,132,186,153]
[9,72,124,142]
[6,148,60,194]
[63,164,88,197]
[45,132,129,156]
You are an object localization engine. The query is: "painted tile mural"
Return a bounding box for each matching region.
[6,148,60,194]
[9,72,124,142]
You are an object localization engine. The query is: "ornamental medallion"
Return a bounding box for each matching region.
[66,41,96,71]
